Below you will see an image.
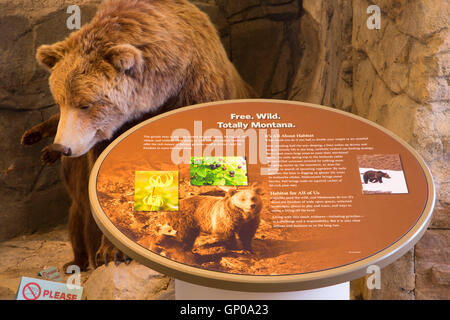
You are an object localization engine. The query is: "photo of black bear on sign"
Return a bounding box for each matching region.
[363,170,391,184]
[357,154,408,194]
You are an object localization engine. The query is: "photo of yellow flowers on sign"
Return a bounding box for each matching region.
[134,171,179,211]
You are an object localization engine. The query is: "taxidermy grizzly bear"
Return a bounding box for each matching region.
[21,0,255,270]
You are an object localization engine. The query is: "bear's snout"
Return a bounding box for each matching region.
[48,144,72,157]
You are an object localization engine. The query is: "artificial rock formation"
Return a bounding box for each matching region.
[0,0,101,241]
[349,0,449,300]
[83,262,174,300]
[0,228,174,300]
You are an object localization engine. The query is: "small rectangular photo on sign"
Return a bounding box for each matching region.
[357,154,409,194]
[134,171,179,211]
[190,156,248,186]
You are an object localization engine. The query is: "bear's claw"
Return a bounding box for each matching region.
[41,145,62,165]
[21,130,43,145]
[95,239,131,267]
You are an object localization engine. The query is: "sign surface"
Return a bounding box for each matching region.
[16,277,83,300]
[89,100,434,291]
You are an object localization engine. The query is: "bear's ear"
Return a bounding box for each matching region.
[226,188,238,197]
[250,182,264,195]
[36,42,66,70]
[104,44,143,74]
[254,187,264,195]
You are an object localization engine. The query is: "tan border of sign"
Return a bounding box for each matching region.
[89,99,435,292]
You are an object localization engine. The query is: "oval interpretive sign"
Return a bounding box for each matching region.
[89,99,434,291]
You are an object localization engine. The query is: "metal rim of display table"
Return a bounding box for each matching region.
[89,99,435,293]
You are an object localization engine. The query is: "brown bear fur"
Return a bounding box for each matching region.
[21,0,255,270]
[151,185,263,262]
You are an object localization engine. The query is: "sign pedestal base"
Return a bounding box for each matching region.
[175,280,350,300]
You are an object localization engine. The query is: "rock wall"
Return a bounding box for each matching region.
[349,0,449,300]
[211,0,449,300]
[0,0,101,241]
[0,0,447,299]
[214,0,303,98]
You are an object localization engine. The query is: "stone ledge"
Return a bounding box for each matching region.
[0,227,175,300]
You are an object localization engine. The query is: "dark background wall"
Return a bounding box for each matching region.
[0,1,100,241]
[0,0,448,299]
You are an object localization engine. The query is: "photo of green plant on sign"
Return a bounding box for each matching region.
[134,171,178,211]
[190,157,248,186]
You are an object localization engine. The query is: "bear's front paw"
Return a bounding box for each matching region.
[41,145,61,165]
[21,130,42,145]
[95,240,132,267]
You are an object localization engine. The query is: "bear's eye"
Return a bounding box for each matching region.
[79,105,90,110]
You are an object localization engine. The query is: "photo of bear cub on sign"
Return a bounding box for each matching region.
[142,183,264,266]
[357,154,409,194]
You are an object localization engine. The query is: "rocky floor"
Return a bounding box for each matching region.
[0,226,174,300]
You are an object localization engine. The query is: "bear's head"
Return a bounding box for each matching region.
[227,184,263,220]
[36,38,148,157]
[377,171,391,179]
